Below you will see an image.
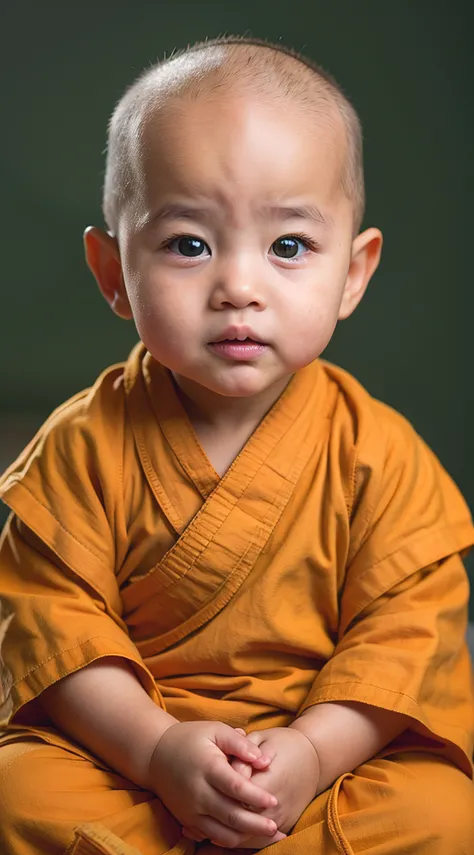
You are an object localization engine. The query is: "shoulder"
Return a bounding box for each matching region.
[319,362,474,602]
[318,363,474,632]
[318,361,422,512]
[319,359,473,546]
[319,359,411,447]
[0,359,128,495]
[318,359,441,482]
[0,355,137,585]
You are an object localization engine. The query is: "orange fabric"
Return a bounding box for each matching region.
[0,737,472,854]
[0,341,474,852]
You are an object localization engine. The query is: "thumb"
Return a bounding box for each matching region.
[215,728,265,764]
[243,730,274,769]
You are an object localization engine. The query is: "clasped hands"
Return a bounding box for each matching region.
[147,720,320,849]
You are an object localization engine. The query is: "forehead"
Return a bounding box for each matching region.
[135,93,349,225]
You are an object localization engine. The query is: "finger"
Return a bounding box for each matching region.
[181,827,205,842]
[193,815,245,849]
[239,831,287,849]
[197,808,277,848]
[244,732,276,769]
[249,753,272,770]
[231,758,253,779]
[233,752,271,771]
[245,731,263,743]
[214,728,265,765]
[227,729,272,770]
[207,758,278,808]
[205,791,278,837]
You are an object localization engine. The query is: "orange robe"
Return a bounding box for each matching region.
[0,341,473,854]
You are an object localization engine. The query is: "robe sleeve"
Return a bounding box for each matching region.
[0,371,163,725]
[300,400,474,776]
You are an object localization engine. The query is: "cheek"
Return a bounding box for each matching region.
[125,261,203,333]
[289,304,337,353]
[284,283,342,332]
[278,274,346,360]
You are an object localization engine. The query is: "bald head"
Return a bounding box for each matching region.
[103,37,365,236]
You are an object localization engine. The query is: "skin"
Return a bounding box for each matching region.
[84,88,383,847]
[227,705,408,849]
[145,720,283,846]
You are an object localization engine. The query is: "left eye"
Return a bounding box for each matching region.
[167,236,210,257]
[270,237,307,259]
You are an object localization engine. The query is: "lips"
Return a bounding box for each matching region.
[210,325,265,344]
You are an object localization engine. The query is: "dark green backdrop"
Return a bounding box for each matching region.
[1,2,473,609]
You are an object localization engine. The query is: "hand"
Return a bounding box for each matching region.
[146,720,282,848]
[227,727,320,849]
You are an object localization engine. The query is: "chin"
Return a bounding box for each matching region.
[211,381,265,398]
[204,371,273,399]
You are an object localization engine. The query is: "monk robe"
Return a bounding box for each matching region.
[0,341,473,854]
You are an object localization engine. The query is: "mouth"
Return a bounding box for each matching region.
[207,326,268,362]
[211,337,262,345]
[209,325,266,345]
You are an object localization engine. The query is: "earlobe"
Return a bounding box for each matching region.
[83,226,133,320]
[338,227,383,321]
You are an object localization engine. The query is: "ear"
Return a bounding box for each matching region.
[83,226,133,320]
[338,227,383,321]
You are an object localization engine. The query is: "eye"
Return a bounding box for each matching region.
[165,235,210,258]
[270,235,311,259]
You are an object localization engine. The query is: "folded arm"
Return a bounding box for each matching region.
[40,656,179,788]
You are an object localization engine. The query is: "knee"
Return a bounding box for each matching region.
[0,741,46,828]
[340,752,474,853]
[393,754,474,850]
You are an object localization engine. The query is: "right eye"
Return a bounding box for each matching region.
[164,236,210,258]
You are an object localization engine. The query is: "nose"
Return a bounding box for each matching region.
[208,253,267,311]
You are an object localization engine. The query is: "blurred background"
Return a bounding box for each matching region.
[0,2,473,614]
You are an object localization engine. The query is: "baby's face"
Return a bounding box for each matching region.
[117,94,369,399]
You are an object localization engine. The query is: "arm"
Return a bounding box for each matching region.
[40,655,178,789]
[290,700,409,794]
[41,656,280,847]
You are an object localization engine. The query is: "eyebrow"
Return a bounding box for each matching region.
[144,204,213,227]
[144,202,331,228]
[261,204,330,227]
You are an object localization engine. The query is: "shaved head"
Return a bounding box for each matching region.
[103,36,365,236]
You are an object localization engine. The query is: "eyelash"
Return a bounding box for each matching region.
[287,232,321,253]
[159,232,321,256]
[160,232,196,253]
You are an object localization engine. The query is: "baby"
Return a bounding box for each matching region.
[0,35,473,855]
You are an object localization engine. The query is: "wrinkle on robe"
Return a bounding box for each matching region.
[0,341,473,779]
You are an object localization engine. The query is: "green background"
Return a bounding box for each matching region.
[1,2,472,610]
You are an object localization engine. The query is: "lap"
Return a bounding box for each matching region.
[283,750,474,855]
[0,735,180,855]
[0,735,472,855]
